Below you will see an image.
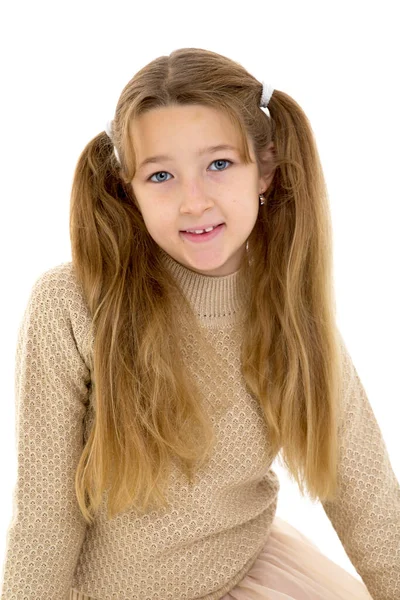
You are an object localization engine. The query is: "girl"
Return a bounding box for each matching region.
[1,47,398,600]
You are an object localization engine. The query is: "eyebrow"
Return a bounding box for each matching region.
[138,144,239,171]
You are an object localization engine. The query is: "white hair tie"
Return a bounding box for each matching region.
[259,81,274,118]
[105,120,121,163]
[260,81,274,107]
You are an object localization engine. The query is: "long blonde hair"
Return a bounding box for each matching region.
[70,47,343,525]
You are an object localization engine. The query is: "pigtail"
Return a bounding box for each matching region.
[242,87,342,502]
[69,121,217,524]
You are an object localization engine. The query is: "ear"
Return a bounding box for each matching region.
[258,142,275,194]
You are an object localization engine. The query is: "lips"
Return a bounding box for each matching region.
[180,223,225,242]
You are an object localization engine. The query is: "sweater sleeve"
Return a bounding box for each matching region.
[0,268,91,600]
[320,336,400,600]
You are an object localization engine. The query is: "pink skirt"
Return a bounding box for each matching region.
[221,516,373,600]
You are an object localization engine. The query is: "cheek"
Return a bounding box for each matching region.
[143,215,175,239]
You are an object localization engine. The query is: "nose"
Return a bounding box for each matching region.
[179,178,214,214]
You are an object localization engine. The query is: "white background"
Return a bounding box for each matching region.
[0,0,399,588]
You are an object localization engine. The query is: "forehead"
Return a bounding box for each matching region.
[130,104,240,156]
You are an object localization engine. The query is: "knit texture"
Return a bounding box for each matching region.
[0,249,399,599]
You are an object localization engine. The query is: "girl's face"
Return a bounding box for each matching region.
[130,104,273,276]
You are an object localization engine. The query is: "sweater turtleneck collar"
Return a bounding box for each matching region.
[158,247,250,327]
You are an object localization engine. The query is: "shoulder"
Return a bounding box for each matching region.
[26,261,94,366]
[31,261,81,295]
[337,330,356,388]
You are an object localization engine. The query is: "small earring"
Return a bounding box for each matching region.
[259,194,265,205]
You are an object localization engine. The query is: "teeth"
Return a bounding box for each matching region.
[186,225,216,234]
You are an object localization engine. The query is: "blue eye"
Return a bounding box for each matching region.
[147,158,233,183]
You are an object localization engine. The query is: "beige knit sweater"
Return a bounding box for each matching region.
[0,250,399,599]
